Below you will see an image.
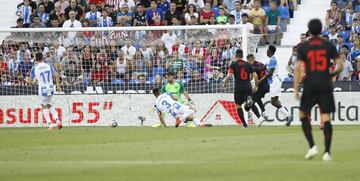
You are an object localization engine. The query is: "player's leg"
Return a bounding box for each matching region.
[41,96,62,130]
[318,91,336,161]
[235,90,248,128]
[300,88,318,159]
[270,81,293,126]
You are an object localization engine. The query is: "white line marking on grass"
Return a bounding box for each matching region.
[0,160,189,165]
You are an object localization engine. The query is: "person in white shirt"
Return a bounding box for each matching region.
[85,3,101,27]
[62,10,82,40]
[121,40,136,60]
[161,30,178,54]
[188,0,204,11]
[241,13,254,33]
[152,88,203,128]
[29,53,62,131]
[16,0,32,27]
[119,0,136,12]
[231,1,247,24]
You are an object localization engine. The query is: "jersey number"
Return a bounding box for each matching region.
[40,71,51,83]
[307,50,327,72]
[240,68,248,80]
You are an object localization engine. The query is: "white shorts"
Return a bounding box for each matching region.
[269,77,282,97]
[177,105,195,122]
[40,95,53,106]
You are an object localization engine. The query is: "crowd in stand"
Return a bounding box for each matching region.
[4,0,358,89]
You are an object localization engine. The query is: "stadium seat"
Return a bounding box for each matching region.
[70,91,83,95]
[124,90,138,94]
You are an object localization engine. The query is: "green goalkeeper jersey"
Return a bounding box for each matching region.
[161,81,186,103]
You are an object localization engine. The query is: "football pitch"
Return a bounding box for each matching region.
[0,126,359,181]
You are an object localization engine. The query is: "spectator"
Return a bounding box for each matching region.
[120,0,136,13]
[55,0,70,14]
[231,1,246,25]
[16,0,32,28]
[152,74,163,85]
[63,61,82,86]
[132,3,146,26]
[176,70,188,84]
[0,73,12,86]
[62,10,82,40]
[91,60,107,85]
[298,33,307,45]
[85,3,101,27]
[249,0,266,35]
[79,45,94,80]
[166,51,184,72]
[16,42,31,63]
[164,2,182,25]
[98,9,114,28]
[357,57,360,80]
[140,42,154,61]
[18,52,33,79]
[188,70,205,83]
[335,34,345,52]
[39,0,55,15]
[161,30,177,54]
[286,46,297,77]
[45,47,62,74]
[341,45,353,63]
[216,8,228,24]
[111,50,130,80]
[37,4,50,26]
[0,54,8,75]
[158,0,170,13]
[49,18,61,27]
[241,13,254,33]
[327,24,338,43]
[337,52,354,81]
[117,4,133,26]
[61,47,80,71]
[191,40,206,63]
[184,4,199,25]
[53,40,66,58]
[174,0,187,12]
[29,15,46,28]
[132,49,151,76]
[150,14,166,38]
[278,0,290,32]
[7,51,19,76]
[200,2,215,25]
[65,0,83,20]
[58,32,73,48]
[49,4,67,26]
[205,47,224,80]
[145,0,163,25]
[325,1,342,29]
[189,0,205,12]
[121,40,136,60]
[12,18,24,28]
[17,0,37,14]
[345,6,356,31]
[264,1,281,44]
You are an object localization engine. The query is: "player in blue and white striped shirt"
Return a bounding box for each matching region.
[29,53,62,130]
[16,0,32,27]
[260,45,293,126]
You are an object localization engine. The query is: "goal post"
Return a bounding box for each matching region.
[0,25,261,126]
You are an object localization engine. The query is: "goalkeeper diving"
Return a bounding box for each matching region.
[152,88,208,128]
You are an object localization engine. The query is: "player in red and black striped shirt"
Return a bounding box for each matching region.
[223,49,259,128]
[294,19,344,161]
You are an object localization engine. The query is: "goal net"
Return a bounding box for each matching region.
[0,25,261,126]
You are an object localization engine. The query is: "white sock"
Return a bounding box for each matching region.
[43,108,52,124]
[278,107,290,117]
[192,118,201,126]
[49,107,60,124]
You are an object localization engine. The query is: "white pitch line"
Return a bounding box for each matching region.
[0,160,189,165]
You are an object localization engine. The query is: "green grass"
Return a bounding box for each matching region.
[0,126,359,181]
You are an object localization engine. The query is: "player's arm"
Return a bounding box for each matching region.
[222,72,233,88]
[252,72,259,92]
[157,111,167,128]
[50,65,61,92]
[293,60,303,100]
[259,68,274,83]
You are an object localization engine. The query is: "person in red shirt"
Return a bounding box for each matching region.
[91,60,107,85]
[150,15,165,39]
[0,54,8,75]
[200,2,215,25]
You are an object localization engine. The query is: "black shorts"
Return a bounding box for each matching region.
[234,87,252,106]
[253,84,269,101]
[300,88,335,114]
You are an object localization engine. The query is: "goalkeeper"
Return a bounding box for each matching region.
[159,72,196,127]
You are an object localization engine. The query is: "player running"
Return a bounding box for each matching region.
[260,45,293,126]
[29,53,62,131]
[294,19,344,161]
[153,88,204,128]
[223,49,259,128]
[246,54,269,127]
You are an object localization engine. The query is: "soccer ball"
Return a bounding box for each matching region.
[110,120,118,128]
